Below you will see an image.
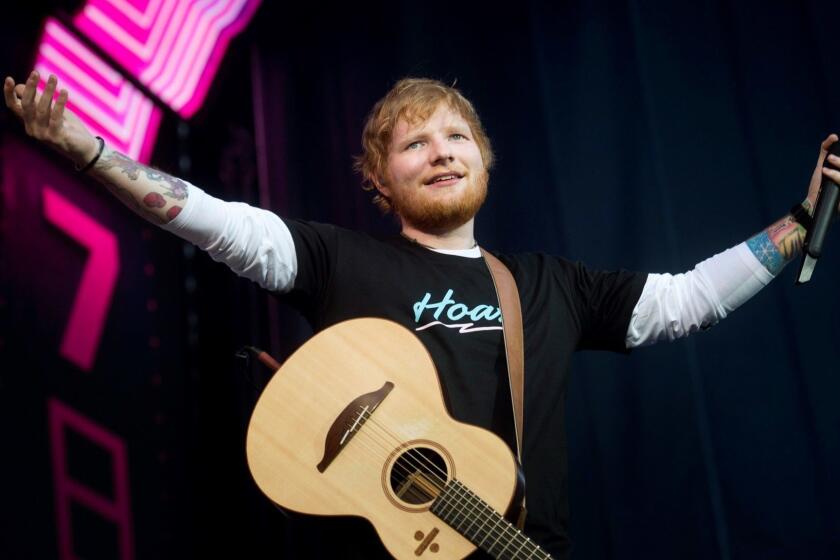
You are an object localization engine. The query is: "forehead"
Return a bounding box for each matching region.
[391,103,470,142]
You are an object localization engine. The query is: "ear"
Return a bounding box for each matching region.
[372,176,391,198]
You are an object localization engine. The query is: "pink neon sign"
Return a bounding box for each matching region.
[73,0,262,118]
[43,187,120,372]
[29,1,261,366]
[35,18,161,163]
[49,398,133,560]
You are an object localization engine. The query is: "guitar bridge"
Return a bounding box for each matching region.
[316,381,394,473]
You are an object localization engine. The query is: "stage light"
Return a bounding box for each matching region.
[36,18,161,163]
[73,0,262,118]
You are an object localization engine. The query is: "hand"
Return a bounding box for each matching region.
[4,70,100,167]
[805,133,840,211]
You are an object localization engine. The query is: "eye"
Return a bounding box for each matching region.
[406,140,424,150]
[449,133,467,141]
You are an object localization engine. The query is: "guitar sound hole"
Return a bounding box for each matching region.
[389,447,449,505]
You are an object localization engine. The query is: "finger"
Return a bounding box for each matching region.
[827,153,840,171]
[20,71,39,120]
[812,134,839,171]
[50,88,68,130]
[3,77,21,116]
[36,74,57,126]
[823,166,840,185]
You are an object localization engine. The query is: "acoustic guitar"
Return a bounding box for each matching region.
[246,317,553,559]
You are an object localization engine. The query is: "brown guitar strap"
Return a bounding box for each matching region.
[480,248,527,528]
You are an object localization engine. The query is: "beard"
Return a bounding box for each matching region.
[389,170,489,233]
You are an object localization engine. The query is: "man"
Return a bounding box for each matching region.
[5,71,838,558]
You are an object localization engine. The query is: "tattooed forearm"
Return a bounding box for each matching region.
[90,147,187,225]
[143,168,189,200]
[96,149,142,180]
[101,180,167,224]
[166,205,182,220]
[746,204,810,275]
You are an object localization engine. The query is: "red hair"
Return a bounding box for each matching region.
[354,78,494,213]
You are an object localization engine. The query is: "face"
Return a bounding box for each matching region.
[380,103,488,233]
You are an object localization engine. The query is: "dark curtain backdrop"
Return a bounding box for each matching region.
[1,1,838,559]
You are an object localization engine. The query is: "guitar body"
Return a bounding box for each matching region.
[246,317,520,559]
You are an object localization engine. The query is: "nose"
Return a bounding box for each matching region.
[429,136,453,165]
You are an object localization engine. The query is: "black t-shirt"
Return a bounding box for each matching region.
[278,220,648,558]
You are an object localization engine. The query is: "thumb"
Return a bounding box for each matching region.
[821,133,838,153]
[816,134,839,167]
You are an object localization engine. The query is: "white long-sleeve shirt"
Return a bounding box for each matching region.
[163,183,774,348]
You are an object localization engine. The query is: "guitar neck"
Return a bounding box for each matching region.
[430,480,553,560]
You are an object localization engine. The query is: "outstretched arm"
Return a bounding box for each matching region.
[3,71,187,224]
[746,134,839,274]
[4,70,298,292]
[627,134,839,348]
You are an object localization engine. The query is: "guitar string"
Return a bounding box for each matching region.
[313,391,546,559]
[348,426,541,559]
[269,378,545,558]
[346,431,540,557]
[316,403,531,557]
[316,415,517,550]
[447,479,545,560]
[269,402,544,560]
[306,393,458,502]
[347,403,545,558]
[344,407,546,558]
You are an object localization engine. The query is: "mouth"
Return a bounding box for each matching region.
[424,172,464,187]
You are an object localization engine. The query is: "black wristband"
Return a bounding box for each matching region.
[76,136,105,173]
[789,202,814,231]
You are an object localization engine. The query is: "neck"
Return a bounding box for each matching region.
[401,219,476,250]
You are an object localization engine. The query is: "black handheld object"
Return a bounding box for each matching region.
[796,140,840,284]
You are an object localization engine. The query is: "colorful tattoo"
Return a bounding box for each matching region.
[746,210,808,275]
[143,192,166,208]
[97,149,142,180]
[747,232,786,275]
[768,220,805,260]
[144,169,189,200]
[93,147,189,224]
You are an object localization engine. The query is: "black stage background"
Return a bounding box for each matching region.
[1,1,838,558]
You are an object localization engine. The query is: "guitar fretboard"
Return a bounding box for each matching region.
[430,479,552,559]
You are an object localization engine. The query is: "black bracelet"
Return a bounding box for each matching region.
[789,202,814,231]
[76,136,105,173]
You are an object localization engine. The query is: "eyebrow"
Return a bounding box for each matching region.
[444,124,470,134]
[402,125,470,142]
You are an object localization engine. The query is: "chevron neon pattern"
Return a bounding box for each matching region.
[35,18,162,163]
[73,0,262,117]
[43,187,120,372]
[26,2,260,374]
